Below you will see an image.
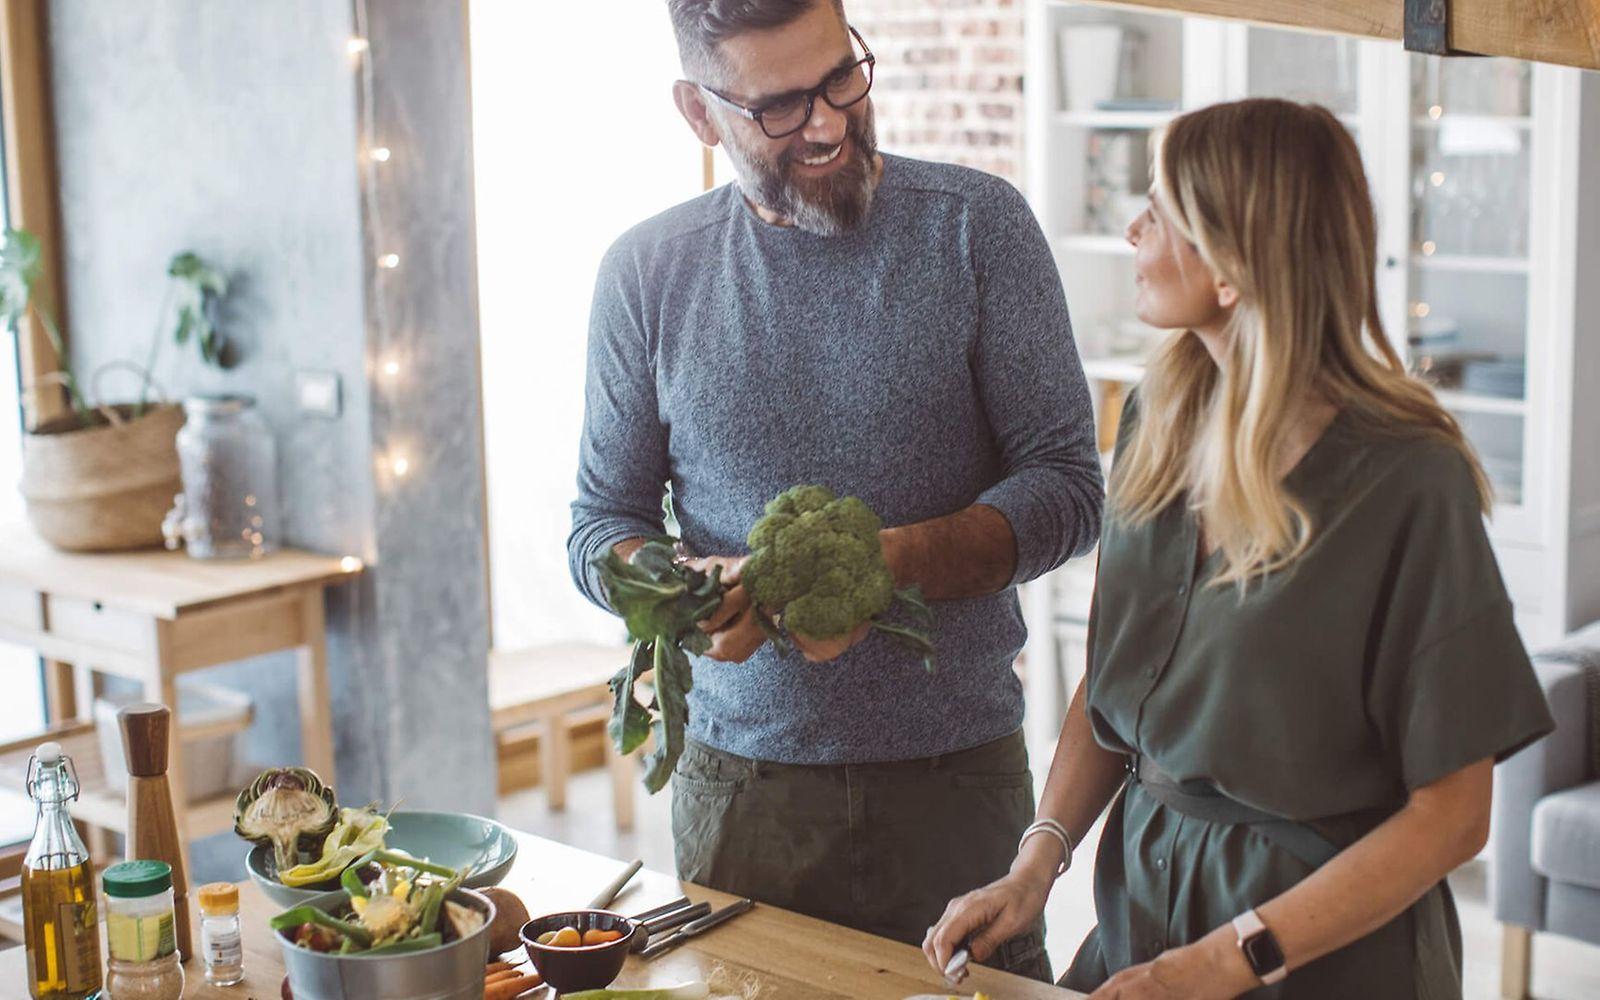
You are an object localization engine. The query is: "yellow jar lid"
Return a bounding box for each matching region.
[197,882,239,914]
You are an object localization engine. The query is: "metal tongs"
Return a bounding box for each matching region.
[639,897,755,959]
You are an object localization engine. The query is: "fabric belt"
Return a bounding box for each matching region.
[1126,753,1343,870]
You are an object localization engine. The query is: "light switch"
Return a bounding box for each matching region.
[296,370,342,418]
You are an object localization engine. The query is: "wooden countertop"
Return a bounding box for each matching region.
[0,829,1083,998]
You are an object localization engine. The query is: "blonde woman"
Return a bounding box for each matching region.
[924,99,1554,998]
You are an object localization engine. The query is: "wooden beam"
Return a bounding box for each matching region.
[1089,0,1600,71]
[0,0,69,428]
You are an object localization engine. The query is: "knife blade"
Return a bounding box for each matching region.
[638,897,754,959]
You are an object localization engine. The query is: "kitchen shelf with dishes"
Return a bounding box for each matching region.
[1020,1,1600,735]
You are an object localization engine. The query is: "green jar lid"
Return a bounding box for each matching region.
[103,860,173,898]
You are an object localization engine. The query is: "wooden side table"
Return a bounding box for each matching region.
[0,523,360,878]
[489,643,637,830]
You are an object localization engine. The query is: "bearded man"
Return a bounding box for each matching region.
[567,0,1102,980]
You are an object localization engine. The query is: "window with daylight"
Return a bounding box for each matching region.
[0,47,47,744]
[470,3,706,651]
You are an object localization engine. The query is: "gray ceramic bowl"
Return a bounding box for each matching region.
[248,810,518,908]
[276,886,494,1000]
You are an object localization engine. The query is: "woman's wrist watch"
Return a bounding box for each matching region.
[1232,909,1287,985]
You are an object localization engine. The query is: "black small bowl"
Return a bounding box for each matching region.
[519,909,639,993]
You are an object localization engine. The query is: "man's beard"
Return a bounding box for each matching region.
[723,103,880,236]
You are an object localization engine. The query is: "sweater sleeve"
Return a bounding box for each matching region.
[968,178,1104,585]
[567,239,670,612]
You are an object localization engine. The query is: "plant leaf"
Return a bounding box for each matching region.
[607,645,654,756]
[0,228,42,328]
[640,641,693,794]
[871,619,937,674]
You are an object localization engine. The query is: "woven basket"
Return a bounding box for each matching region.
[19,403,185,551]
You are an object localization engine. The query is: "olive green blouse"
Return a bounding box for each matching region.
[1064,396,1555,998]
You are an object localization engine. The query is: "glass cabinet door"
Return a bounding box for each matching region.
[1242,25,1361,115]
[1406,54,1534,509]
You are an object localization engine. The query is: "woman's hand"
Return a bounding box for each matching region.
[922,852,1055,977]
[1088,933,1258,1000]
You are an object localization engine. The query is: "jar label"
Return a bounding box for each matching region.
[108,907,176,962]
[204,923,243,966]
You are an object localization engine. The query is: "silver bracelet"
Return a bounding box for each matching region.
[1018,818,1073,877]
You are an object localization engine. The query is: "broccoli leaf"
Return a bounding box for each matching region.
[596,540,729,794]
[607,644,654,756]
[641,640,693,794]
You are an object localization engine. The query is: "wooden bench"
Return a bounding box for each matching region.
[489,643,637,830]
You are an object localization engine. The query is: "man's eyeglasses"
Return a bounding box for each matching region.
[696,26,875,140]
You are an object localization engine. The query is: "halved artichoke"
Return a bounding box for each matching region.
[234,767,339,872]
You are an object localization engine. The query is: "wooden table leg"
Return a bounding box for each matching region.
[296,588,336,780]
[541,712,571,812]
[605,729,635,832]
[43,659,77,723]
[1501,923,1532,999]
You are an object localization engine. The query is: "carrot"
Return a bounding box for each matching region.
[483,972,543,999]
[485,961,521,974]
[485,969,523,985]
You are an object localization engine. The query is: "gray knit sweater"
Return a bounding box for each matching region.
[568,153,1101,764]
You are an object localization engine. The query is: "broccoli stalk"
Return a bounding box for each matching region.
[594,486,936,796]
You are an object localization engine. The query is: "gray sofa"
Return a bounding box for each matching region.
[1493,622,1600,999]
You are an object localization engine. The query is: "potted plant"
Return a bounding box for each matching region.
[0,228,230,551]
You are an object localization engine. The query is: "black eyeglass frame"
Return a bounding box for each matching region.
[695,26,876,139]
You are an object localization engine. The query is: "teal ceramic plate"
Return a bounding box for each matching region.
[247,809,518,909]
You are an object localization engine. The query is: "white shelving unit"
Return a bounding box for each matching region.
[1021,2,1600,735]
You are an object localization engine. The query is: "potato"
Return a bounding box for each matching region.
[479,886,531,955]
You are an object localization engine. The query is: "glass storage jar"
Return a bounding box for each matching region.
[164,394,281,559]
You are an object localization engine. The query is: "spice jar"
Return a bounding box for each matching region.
[103,860,184,1000]
[197,881,244,985]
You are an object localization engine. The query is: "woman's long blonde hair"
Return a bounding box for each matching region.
[1109,99,1491,586]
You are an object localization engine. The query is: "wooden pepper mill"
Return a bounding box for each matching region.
[118,702,194,962]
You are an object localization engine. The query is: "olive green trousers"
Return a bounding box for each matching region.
[669,729,1052,981]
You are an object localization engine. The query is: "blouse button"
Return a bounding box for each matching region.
[1155,857,1167,871]
[1146,667,1158,679]
[1177,583,1188,595]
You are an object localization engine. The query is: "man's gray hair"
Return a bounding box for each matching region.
[666,0,846,85]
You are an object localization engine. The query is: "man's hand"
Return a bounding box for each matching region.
[789,620,872,663]
[686,555,765,663]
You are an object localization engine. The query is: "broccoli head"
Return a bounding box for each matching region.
[742,485,896,638]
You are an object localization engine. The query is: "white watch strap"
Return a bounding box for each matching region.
[1232,909,1287,985]
[1018,819,1072,876]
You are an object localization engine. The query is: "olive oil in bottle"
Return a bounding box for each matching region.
[23,742,103,999]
